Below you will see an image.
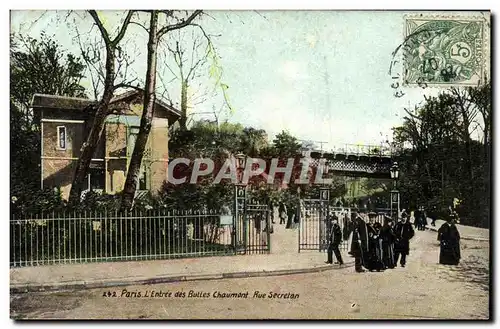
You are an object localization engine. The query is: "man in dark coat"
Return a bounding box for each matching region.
[437,217,461,265]
[413,207,422,230]
[278,202,287,224]
[326,215,344,265]
[394,216,415,267]
[365,214,384,271]
[429,206,438,227]
[420,207,428,230]
[351,213,369,272]
[380,216,396,269]
[348,212,357,256]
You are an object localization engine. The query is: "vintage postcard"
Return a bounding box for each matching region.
[9,10,491,320]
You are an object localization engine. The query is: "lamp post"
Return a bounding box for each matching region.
[390,162,400,220]
[234,152,248,253]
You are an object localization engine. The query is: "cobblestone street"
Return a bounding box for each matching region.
[10,226,489,320]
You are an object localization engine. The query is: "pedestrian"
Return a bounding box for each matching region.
[348,212,357,256]
[286,202,296,229]
[429,206,437,227]
[413,207,420,230]
[394,216,415,268]
[342,212,351,242]
[421,207,428,230]
[437,216,461,265]
[326,215,344,265]
[278,202,287,225]
[269,200,276,224]
[336,198,343,208]
[380,216,396,269]
[352,213,369,273]
[365,213,384,271]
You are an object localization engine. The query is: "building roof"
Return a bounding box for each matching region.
[31,89,182,119]
[31,94,95,110]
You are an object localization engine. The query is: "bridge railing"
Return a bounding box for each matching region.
[330,144,393,157]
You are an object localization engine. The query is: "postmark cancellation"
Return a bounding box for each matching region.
[403,13,490,87]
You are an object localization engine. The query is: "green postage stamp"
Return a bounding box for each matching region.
[403,14,490,87]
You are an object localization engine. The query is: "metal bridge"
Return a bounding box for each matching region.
[304,143,403,178]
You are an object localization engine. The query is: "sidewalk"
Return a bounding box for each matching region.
[10,224,352,293]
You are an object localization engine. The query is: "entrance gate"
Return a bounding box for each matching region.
[298,187,391,253]
[298,187,331,252]
[234,185,270,254]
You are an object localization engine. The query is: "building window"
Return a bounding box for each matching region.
[57,126,66,150]
[89,167,105,190]
[127,127,140,157]
[84,162,105,191]
[139,167,147,190]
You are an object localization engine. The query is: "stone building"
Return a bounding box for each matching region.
[32,90,181,200]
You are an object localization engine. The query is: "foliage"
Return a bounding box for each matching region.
[10,33,87,113]
[10,33,87,209]
[10,102,40,197]
[271,130,302,157]
[393,83,491,227]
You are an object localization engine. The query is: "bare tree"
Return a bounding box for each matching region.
[68,10,134,205]
[159,29,210,130]
[120,10,203,210]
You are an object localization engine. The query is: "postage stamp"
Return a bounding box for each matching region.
[402,14,490,87]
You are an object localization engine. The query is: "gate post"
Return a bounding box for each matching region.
[234,184,247,254]
[319,187,330,252]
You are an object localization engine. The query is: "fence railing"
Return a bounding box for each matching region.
[10,209,239,267]
[299,204,393,252]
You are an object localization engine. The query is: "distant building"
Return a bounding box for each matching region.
[33,90,181,200]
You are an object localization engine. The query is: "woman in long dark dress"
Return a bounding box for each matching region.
[437,217,461,265]
[380,217,396,269]
[365,221,384,271]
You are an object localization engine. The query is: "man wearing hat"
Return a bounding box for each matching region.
[351,213,369,272]
[326,213,344,265]
[365,212,384,271]
[394,215,415,267]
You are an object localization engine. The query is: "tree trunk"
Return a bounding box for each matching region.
[68,49,115,206]
[121,11,159,210]
[179,79,188,131]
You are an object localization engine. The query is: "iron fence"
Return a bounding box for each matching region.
[10,209,240,267]
[298,204,392,252]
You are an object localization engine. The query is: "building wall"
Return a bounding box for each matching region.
[40,105,173,199]
[41,121,84,199]
[149,117,169,195]
[105,122,128,194]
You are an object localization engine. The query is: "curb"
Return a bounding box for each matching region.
[10,261,354,294]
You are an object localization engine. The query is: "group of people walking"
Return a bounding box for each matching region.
[325,207,462,272]
[348,212,415,272]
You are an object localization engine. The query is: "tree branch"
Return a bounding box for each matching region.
[113,82,142,92]
[130,20,149,33]
[111,10,134,46]
[88,10,112,46]
[157,10,203,38]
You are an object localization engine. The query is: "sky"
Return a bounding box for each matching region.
[10,10,485,151]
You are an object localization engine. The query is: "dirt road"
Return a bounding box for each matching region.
[10,227,489,319]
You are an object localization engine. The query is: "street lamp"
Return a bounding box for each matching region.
[389,162,400,220]
[390,162,400,187]
[234,152,248,253]
[235,152,247,185]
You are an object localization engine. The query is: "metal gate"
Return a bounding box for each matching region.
[234,185,270,254]
[298,187,330,252]
[298,188,392,253]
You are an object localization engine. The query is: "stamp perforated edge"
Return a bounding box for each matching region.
[400,12,491,89]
